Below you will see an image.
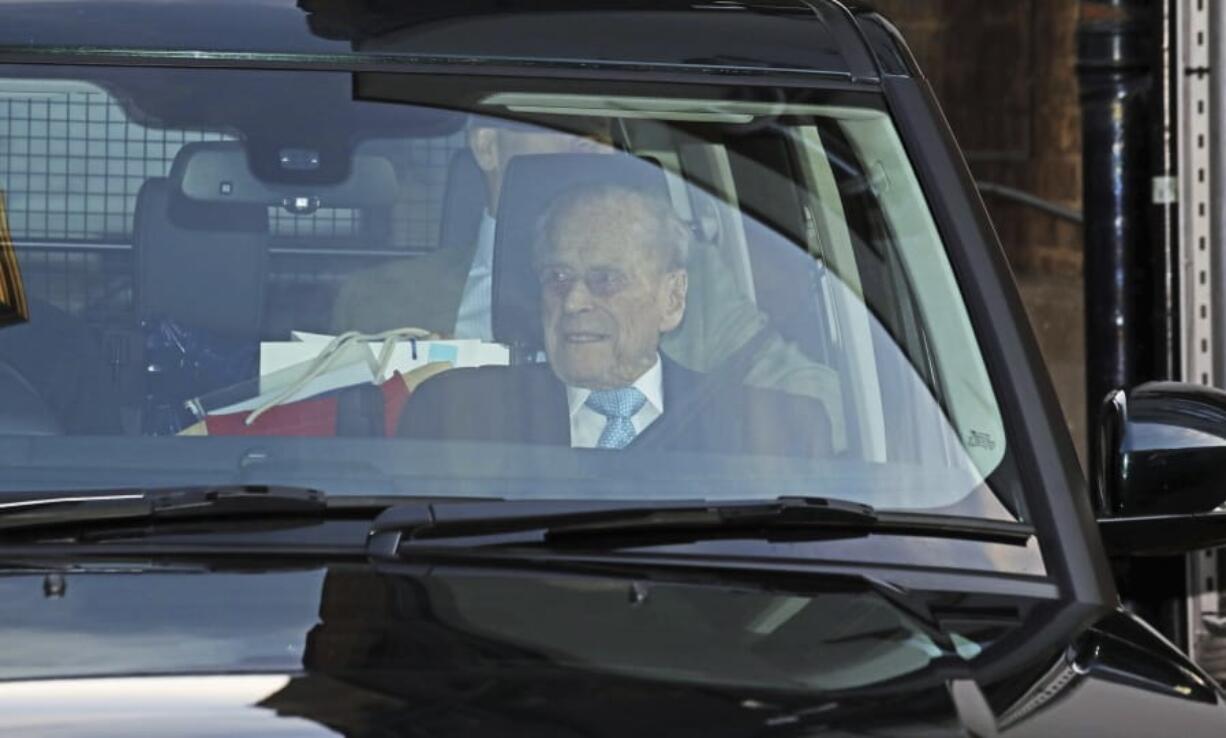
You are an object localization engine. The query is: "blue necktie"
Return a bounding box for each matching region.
[585,387,647,449]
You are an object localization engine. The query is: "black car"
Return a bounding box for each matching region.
[1,1,1225,735]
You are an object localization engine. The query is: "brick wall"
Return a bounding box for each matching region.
[873,0,1083,274]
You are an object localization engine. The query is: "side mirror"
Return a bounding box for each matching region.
[1096,381,1226,556]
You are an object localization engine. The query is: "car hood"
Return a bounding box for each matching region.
[0,560,1222,737]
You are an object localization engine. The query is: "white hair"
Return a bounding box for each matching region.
[532,183,691,271]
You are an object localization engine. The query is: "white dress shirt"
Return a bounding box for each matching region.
[453,211,496,341]
[565,356,664,449]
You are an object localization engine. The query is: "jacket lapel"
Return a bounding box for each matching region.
[517,363,571,447]
[625,356,700,451]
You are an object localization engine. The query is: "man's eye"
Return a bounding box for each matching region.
[587,270,625,295]
[539,269,572,289]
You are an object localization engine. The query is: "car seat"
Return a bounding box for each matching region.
[438,148,488,250]
[132,142,271,432]
[134,142,271,339]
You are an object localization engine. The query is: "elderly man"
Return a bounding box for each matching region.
[399,184,831,456]
[333,116,846,449]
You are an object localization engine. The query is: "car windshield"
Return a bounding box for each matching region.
[0,66,1021,521]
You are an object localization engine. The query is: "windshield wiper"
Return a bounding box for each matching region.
[366,497,1033,557]
[0,485,328,535]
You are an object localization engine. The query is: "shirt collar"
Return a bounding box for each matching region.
[566,354,664,418]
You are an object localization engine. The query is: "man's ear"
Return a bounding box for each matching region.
[468,127,500,173]
[658,269,688,333]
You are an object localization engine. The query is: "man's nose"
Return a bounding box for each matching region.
[560,277,596,313]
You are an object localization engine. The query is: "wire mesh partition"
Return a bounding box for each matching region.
[0,83,231,244]
[0,81,224,323]
[0,77,469,326]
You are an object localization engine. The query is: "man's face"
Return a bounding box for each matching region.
[537,198,687,390]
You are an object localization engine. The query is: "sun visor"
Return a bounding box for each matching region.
[173,143,398,210]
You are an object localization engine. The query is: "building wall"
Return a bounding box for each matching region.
[874,1,1088,464]
[874,0,1083,274]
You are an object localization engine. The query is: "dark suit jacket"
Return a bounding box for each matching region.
[398,357,832,458]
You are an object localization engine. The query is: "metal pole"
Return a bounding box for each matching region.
[1175,0,1216,661]
[1077,0,1155,450]
[1080,0,1194,650]
[975,181,1084,224]
[1211,0,1226,383]
[1190,0,1226,670]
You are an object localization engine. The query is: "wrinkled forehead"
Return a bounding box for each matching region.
[541,204,661,269]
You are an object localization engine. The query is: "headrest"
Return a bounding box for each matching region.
[491,152,669,352]
[438,148,488,249]
[133,178,269,336]
[169,141,398,210]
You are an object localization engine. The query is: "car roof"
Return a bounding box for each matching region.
[0,0,910,84]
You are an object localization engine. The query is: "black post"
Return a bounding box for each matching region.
[1078,0,1157,445]
[1078,0,1186,648]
